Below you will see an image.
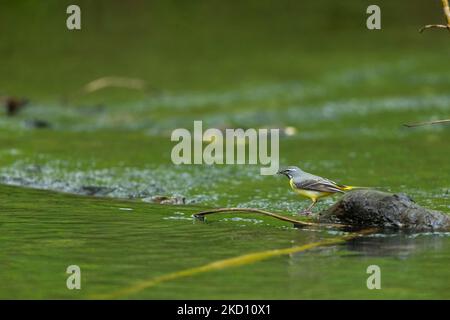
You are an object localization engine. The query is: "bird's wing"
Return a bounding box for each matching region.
[292,178,344,193]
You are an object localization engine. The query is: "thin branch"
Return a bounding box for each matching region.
[193,207,348,228]
[420,0,450,32]
[404,119,450,127]
[444,0,450,24]
[61,76,161,105]
[81,76,147,93]
[419,24,450,33]
[92,227,378,299]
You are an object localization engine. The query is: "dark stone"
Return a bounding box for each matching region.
[3,97,29,116]
[78,185,115,196]
[151,195,186,205]
[25,119,51,129]
[319,190,450,230]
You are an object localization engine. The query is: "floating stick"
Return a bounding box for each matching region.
[420,0,450,32]
[81,76,147,93]
[92,228,377,299]
[193,207,347,228]
[404,119,450,127]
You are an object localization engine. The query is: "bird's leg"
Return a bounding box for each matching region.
[420,0,450,32]
[298,199,317,216]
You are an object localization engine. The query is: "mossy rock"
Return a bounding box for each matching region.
[319,190,450,230]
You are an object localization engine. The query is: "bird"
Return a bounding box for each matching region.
[277,166,361,215]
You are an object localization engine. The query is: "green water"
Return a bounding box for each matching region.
[0,0,449,299]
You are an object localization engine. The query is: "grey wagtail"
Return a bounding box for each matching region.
[277,166,360,215]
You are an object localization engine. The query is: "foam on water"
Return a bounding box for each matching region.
[0,159,263,205]
[4,68,449,135]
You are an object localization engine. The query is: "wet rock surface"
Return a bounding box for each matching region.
[319,190,450,230]
[76,185,116,197]
[150,195,186,205]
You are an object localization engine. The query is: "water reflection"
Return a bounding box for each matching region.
[345,231,450,259]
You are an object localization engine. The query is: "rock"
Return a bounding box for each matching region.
[2,97,29,116]
[25,119,51,129]
[319,190,450,230]
[78,185,116,197]
[150,195,186,205]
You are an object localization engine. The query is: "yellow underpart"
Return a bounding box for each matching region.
[289,178,333,201]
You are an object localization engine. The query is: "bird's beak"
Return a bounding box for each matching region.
[276,170,283,175]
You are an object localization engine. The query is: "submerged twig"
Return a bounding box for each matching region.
[92,227,377,299]
[404,119,450,127]
[62,76,160,104]
[81,76,147,93]
[193,207,347,228]
[420,0,450,32]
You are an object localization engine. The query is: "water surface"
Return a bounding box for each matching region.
[0,0,449,299]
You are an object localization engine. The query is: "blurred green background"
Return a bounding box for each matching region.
[1,0,449,100]
[0,0,449,299]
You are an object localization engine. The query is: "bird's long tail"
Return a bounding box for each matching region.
[337,185,368,191]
